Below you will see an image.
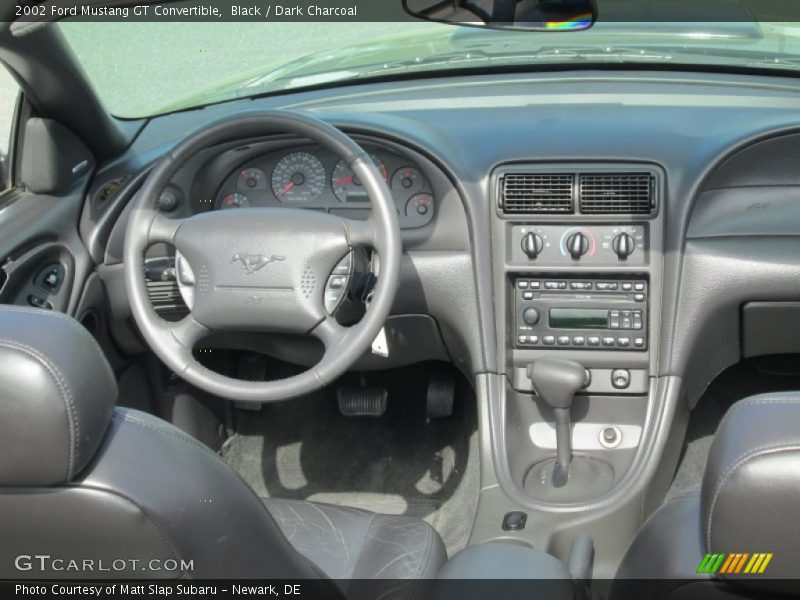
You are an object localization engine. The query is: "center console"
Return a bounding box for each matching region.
[490,163,664,506]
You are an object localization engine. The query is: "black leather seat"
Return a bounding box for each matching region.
[614,393,800,599]
[0,307,445,597]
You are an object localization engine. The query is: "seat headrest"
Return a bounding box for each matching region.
[701,393,800,589]
[0,307,117,486]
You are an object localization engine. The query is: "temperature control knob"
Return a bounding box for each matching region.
[520,232,544,259]
[522,307,541,326]
[612,233,635,260]
[566,232,590,260]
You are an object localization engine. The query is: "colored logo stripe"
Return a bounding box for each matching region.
[697,553,773,574]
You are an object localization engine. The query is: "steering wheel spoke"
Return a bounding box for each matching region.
[311,315,348,349]
[168,315,209,350]
[343,217,375,247]
[148,211,187,245]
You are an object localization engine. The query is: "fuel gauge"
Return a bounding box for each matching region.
[219,192,251,209]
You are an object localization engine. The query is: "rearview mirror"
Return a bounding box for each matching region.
[403,0,596,31]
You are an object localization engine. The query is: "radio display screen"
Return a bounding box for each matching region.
[549,308,609,329]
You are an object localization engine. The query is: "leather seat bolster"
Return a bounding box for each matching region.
[700,393,800,583]
[615,488,707,581]
[0,307,116,486]
[79,409,334,582]
[265,499,446,599]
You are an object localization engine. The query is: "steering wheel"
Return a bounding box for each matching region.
[123,111,401,403]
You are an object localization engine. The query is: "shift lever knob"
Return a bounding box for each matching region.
[527,358,588,487]
[526,358,588,409]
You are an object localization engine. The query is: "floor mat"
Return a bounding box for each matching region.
[666,356,800,501]
[222,363,479,557]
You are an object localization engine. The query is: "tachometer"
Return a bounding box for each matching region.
[331,155,388,203]
[219,192,251,209]
[236,167,267,191]
[271,152,326,203]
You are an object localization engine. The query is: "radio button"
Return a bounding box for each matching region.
[618,337,631,347]
[634,337,645,347]
[543,336,556,346]
[587,336,601,346]
[572,336,586,346]
[522,307,541,326]
[603,337,616,346]
[557,336,571,346]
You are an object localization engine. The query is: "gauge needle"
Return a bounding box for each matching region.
[279,182,295,197]
[334,176,353,184]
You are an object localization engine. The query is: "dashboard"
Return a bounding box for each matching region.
[63,67,800,575]
[209,143,435,229]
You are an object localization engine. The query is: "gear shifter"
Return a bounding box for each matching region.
[527,358,588,486]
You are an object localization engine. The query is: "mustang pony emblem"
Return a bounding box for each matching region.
[230,253,286,275]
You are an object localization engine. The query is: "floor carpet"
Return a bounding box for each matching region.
[221,362,479,557]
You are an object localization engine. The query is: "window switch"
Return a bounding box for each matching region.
[28,295,52,310]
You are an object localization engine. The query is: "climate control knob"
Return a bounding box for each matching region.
[612,233,635,260]
[566,232,590,260]
[522,307,541,326]
[521,232,544,259]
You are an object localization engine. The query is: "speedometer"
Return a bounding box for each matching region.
[271,152,326,203]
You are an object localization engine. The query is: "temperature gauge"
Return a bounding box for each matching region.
[219,192,251,209]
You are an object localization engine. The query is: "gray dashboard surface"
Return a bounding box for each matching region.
[91,70,800,388]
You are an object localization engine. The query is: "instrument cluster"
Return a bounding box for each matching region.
[214,144,435,229]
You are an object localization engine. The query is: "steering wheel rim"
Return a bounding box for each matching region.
[123,110,402,403]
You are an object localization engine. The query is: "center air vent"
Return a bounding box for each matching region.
[501,174,574,214]
[579,173,653,214]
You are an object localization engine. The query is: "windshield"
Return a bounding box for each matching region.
[59,20,800,118]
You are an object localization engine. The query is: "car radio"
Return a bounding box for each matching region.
[515,277,648,350]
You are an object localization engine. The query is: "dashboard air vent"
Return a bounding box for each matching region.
[501,174,574,214]
[579,173,653,214]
